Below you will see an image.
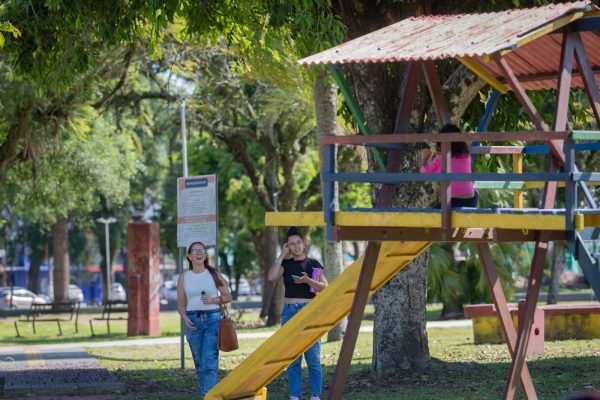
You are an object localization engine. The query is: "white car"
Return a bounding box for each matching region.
[68,284,84,303]
[111,283,127,302]
[0,288,48,310]
[237,279,251,296]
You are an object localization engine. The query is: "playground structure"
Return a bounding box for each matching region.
[207,2,600,399]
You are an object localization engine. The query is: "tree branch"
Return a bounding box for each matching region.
[92,46,136,109]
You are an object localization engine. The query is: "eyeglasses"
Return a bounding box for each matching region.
[190,249,206,254]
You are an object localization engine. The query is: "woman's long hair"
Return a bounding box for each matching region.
[437,124,470,156]
[186,241,226,288]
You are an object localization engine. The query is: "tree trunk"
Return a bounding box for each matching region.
[547,242,564,305]
[51,218,70,302]
[341,47,483,381]
[256,227,283,326]
[315,72,346,341]
[27,227,47,294]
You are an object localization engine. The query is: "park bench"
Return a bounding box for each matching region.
[89,300,128,336]
[14,301,81,337]
[464,302,600,346]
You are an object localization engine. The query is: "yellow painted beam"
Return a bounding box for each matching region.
[524,181,600,189]
[500,11,586,56]
[457,56,509,93]
[584,214,600,227]
[264,211,324,226]
[265,211,597,230]
[513,154,524,208]
[335,211,440,228]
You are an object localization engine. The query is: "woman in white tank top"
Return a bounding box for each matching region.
[177,241,232,398]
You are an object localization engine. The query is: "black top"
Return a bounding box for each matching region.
[282,257,324,299]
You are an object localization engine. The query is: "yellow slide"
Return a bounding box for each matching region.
[206,241,431,400]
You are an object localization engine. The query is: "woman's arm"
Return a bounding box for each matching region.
[176,274,195,329]
[420,154,441,174]
[268,244,288,282]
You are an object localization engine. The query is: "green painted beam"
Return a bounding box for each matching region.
[572,130,600,141]
[329,66,386,170]
[474,181,526,190]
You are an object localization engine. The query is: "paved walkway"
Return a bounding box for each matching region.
[0,345,123,399]
[0,319,471,398]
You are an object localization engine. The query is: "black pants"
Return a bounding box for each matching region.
[434,191,478,208]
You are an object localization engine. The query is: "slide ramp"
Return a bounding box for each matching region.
[206,241,431,400]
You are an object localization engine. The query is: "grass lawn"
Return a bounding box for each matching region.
[0,304,436,346]
[87,327,600,400]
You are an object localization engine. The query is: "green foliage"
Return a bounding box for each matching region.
[0,21,20,47]
[2,124,135,226]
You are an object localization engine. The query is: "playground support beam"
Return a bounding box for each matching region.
[502,28,575,400]
[423,61,452,229]
[477,243,537,399]
[332,226,567,243]
[327,61,423,400]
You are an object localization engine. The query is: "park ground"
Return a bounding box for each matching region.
[0,305,599,400]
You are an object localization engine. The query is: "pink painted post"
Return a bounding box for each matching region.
[127,222,161,336]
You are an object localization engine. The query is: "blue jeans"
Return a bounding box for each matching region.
[185,309,221,397]
[281,303,322,398]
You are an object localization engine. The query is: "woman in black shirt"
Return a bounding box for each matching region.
[268,227,328,400]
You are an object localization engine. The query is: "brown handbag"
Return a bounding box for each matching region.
[218,297,239,352]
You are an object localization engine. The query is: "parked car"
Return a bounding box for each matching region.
[164,279,178,302]
[111,283,127,301]
[237,279,251,296]
[68,284,84,303]
[160,280,176,301]
[0,288,48,310]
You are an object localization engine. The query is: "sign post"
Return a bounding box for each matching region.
[177,175,218,248]
[177,174,218,369]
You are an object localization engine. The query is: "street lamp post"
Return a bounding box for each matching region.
[97,217,117,304]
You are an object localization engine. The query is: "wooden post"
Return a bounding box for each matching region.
[423,61,453,228]
[476,243,537,399]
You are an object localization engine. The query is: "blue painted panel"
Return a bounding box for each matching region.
[572,16,600,32]
[325,172,569,183]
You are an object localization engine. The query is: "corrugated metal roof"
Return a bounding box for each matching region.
[298,2,593,65]
[480,30,600,90]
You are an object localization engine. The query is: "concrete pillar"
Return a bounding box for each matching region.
[127,222,160,336]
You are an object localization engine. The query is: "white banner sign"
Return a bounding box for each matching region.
[177,175,217,247]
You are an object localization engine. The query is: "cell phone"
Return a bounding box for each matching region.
[291,275,301,280]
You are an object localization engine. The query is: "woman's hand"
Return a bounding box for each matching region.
[183,316,196,330]
[280,243,290,259]
[420,148,431,165]
[293,272,310,284]
[202,293,215,304]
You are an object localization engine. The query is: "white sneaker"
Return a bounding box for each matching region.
[290,397,300,400]
[310,396,321,400]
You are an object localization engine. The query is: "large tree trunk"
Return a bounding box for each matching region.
[333,1,485,378]
[256,227,283,326]
[315,72,346,342]
[547,242,564,305]
[51,218,70,302]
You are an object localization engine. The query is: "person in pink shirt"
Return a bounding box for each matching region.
[419,124,478,208]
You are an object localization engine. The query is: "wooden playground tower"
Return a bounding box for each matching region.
[207,2,600,399]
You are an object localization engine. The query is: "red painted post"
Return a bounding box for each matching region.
[127,222,161,336]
